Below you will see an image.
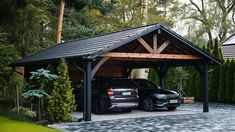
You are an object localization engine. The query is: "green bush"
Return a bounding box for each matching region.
[218,61,228,102]
[225,60,234,102]
[147,68,158,85]
[11,106,36,118]
[208,38,222,102]
[48,59,76,122]
[208,66,220,102]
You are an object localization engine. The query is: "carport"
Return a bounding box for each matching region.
[13,23,221,121]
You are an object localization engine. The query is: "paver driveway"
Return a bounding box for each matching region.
[50,103,235,132]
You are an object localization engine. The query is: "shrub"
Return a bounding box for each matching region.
[218,61,228,102]
[225,60,234,102]
[147,68,158,85]
[48,59,76,122]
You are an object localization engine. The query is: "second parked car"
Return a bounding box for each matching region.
[132,79,180,111]
[74,78,139,114]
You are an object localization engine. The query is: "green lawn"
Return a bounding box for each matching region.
[0,116,61,132]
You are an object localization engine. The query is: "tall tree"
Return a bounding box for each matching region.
[0,30,19,97]
[181,0,235,44]
[13,0,55,56]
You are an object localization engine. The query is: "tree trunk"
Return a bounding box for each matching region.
[38,98,41,121]
[55,0,65,44]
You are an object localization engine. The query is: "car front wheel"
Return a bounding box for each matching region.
[142,97,153,111]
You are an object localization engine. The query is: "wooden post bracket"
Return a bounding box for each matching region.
[91,57,110,79]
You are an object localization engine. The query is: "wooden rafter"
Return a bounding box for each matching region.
[100,52,202,60]
[137,37,155,53]
[153,34,157,52]
[91,57,110,79]
[156,40,171,54]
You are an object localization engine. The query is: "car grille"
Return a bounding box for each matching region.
[166,94,179,99]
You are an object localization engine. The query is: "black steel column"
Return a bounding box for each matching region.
[156,66,168,89]
[83,65,87,121]
[203,63,209,112]
[84,61,92,121]
[159,75,165,89]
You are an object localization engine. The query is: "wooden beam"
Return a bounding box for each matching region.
[156,40,171,54]
[153,34,157,52]
[91,57,110,79]
[100,52,202,60]
[137,37,155,53]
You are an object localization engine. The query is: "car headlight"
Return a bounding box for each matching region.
[171,91,179,95]
[154,94,166,99]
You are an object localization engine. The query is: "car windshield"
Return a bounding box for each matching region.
[135,80,159,90]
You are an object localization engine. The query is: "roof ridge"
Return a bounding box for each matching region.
[60,23,161,45]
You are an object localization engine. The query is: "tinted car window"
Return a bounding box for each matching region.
[109,79,136,88]
[135,80,157,90]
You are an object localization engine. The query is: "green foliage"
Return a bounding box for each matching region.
[185,67,198,97]
[12,106,36,118]
[165,67,189,96]
[194,72,203,101]
[48,59,76,122]
[218,61,228,102]
[208,38,221,102]
[181,0,235,43]
[14,0,55,56]
[0,116,60,132]
[0,32,19,98]
[147,68,158,85]
[30,69,58,84]
[23,68,57,121]
[233,66,235,102]
[22,90,52,99]
[225,60,234,102]
[208,66,220,102]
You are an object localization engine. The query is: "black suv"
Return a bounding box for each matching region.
[74,78,139,114]
[132,79,180,111]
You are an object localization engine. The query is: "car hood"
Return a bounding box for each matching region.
[155,88,177,95]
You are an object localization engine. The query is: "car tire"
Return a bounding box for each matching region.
[142,97,153,111]
[92,98,105,114]
[122,108,133,113]
[167,106,177,111]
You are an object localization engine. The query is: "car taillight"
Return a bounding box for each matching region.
[108,88,114,97]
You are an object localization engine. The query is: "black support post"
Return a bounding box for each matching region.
[155,66,169,89]
[83,66,87,121]
[203,63,209,112]
[159,75,165,89]
[84,61,92,121]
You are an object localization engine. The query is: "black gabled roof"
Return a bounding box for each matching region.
[13,23,221,66]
